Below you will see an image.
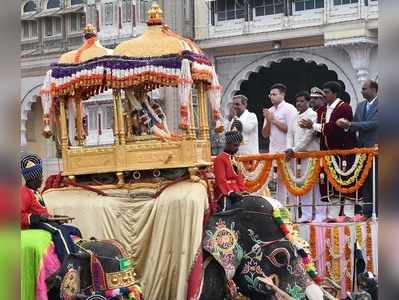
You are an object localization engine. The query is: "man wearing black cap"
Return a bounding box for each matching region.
[20,153,81,261]
[214,130,247,211]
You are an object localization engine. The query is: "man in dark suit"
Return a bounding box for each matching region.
[337,80,378,218]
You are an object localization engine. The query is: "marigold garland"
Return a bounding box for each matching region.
[237,148,377,193]
[310,225,317,269]
[322,153,373,194]
[366,222,374,273]
[277,158,321,196]
[331,154,364,177]
[323,154,367,186]
[245,159,273,192]
[273,208,323,284]
[344,225,352,293]
[331,227,341,284]
[356,223,363,249]
[238,147,377,162]
[325,227,332,279]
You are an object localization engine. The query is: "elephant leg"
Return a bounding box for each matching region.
[200,257,228,300]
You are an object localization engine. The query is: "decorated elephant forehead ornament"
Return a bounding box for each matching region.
[204,219,243,281]
[213,219,239,252]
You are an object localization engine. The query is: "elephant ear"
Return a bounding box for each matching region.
[203,209,243,280]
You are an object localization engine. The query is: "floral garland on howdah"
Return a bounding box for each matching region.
[272,208,323,285]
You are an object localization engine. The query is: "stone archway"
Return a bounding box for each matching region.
[21,83,43,147]
[221,50,359,115]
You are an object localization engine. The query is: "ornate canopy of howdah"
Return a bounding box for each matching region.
[40,2,223,180]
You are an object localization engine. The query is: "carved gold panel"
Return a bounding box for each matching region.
[61,139,211,176]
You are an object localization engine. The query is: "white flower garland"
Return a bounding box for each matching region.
[330,154,365,177]
[284,158,316,186]
[240,160,266,181]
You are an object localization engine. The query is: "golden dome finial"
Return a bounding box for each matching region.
[84,24,97,34]
[146,2,163,26]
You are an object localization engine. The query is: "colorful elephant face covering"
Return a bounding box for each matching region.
[203,217,243,280]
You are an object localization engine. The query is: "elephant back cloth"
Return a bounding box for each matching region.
[203,195,315,300]
[43,180,209,300]
[58,239,143,300]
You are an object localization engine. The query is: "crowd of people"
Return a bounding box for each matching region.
[221,80,378,222]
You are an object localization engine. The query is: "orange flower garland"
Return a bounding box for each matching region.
[277,158,321,196]
[344,225,352,293]
[325,227,332,279]
[310,225,317,269]
[238,147,377,162]
[236,148,377,193]
[322,153,373,194]
[331,227,341,284]
[244,159,273,192]
[356,223,363,249]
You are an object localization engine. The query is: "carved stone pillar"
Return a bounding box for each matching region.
[343,43,376,84]
[21,119,27,148]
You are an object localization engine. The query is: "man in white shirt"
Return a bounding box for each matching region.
[285,91,324,222]
[261,83,298,204]
[227,95,259,155]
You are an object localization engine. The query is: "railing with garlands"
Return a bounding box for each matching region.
[234,147,378,221]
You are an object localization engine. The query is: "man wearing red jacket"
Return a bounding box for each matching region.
[300,82,357,221]
[300,81,355,150]
[214,130,246,211]
[21,153,81,261]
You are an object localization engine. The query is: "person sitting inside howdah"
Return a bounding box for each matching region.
[20,153,81,262]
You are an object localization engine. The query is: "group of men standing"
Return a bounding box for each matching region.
[221,79,378,222]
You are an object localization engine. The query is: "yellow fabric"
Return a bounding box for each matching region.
[59,40,112,64]
[43,181,208,300]
[114,26,193,57]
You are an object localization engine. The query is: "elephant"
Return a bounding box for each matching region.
[200,195,324,300]
[48,239,143,300]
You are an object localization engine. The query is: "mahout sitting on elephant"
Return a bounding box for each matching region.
[20,153,82,261]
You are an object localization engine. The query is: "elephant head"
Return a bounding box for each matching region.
[202,195,323,300]
[52,239,143,300]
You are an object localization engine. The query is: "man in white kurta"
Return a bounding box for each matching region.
[285,91,324,222]
[261,84,297,204]
[229,95,259,155]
